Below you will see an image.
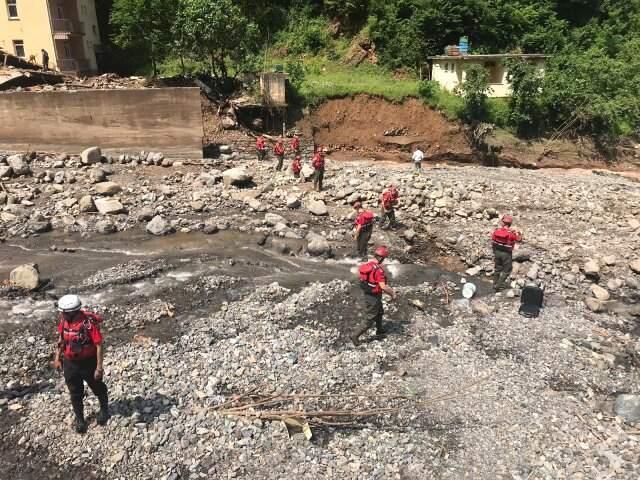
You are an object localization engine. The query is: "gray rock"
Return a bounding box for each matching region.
[403,229,417,243]
[607,278,624,291]
[264,213,286,226]
[53,171,65,184]
[95,181,122,196]
[286,195,301,209]
[527,264,540,280]
[583,259,600,278]
[584,297,604,313]
[146,215,174,236]
[161,158,174,167]
[272,239,290,254]
[301,165,314,181]
[96,219,117,234]
[7,154,31,176]
[94,198,125,215]
[614,394,640,423]
[29,219,52,233]
[602,255,617,266]
[590,284,610,301]
[307,233,331,256]
[89,168,107,183]
[203,219,219,234]
[81,147,101,165]
[629,259,640,274]
[0,165,12,178]
[223,167,253,187]
[137,207,154,222]
[219,145,232,154]
[78,195,96,213]
[191,201,205,212]
[307,200,328,216]
[9,264,40,290]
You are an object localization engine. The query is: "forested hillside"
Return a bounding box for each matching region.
[104,0,640,146]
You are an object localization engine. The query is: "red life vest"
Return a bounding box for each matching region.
[291,137,300,151]
[359,261,385,295]
[355,211,375,229]
[491,227,520,252]
[382,189,399,209]
[274,143,285,156]
[312,153,325,170]
[256,138,266,150]
[58,310,103,360]
[292,158,302,173]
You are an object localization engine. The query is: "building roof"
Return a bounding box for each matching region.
[427,53,549,61]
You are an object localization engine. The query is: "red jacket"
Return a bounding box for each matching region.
[491,227,521,251]
[312,152,325,170]
[274,142,285,156]
[256,137,266,150]
[292,157,302,173]
[359,260,387,295]
[355,210,375,228]
[57,310,103,360]
[291,137,300,151]
[382,188,399,209]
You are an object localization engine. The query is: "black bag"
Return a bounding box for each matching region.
[519,285,544,318]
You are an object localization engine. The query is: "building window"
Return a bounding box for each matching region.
[13,39,25,57]
[7,0,18,18]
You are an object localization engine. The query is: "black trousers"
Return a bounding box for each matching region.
[275,155,284,170]
[314,169,324,191]
[257,149,266,161]
[353,293,384,340]
[380,207,396,227]
[63,356,108,419]
[493,248,513,289]
[356,226,373,257]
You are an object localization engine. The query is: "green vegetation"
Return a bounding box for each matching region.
[107,0,640,145]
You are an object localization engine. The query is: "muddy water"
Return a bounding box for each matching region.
[0,230,487,335]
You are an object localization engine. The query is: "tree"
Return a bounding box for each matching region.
[505,58,543,136]
[110,0,177,76]
[460,64,491,121]
[177,0,259,87]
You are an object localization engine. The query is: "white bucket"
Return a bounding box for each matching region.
[462,282,477,299]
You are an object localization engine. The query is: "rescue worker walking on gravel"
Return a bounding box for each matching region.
[256,135,267,161]
[491,214,522,291]
[290,134,301,154]
[274,137,286,171]
[380,184,399,229]
[53,295,109,434]
[353,201,375,259]
[312,147,325,192]
[352,246,396,346]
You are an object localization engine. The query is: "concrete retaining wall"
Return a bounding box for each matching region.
[0,88,203,158]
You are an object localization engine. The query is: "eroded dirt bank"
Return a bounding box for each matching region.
[1,145,640,479]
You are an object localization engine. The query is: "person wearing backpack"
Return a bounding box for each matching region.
[353,202,375,259]
[53,295,109,434]
[274,138,286,171]
[312,147,325,191]
[491,214,522,291]
[352,246,396,346]
[256,135,267,161]
[379,184,399,229]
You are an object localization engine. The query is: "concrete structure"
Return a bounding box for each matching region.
[260,72,287,106]
[428,54,547,98]
[0,88,204,158]
[0,0,101,75]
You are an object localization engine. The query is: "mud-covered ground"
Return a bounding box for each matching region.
[1,144,640,479]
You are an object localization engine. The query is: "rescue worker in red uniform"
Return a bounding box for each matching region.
[53,294,109,433]
[353,201,375,259]
[290,135,300,154]
[291,154,302,179]
[274,138,285,171]
[380,184,399,229]
[256,135,267,161]
[491,214,522,291]
[352,246,396,346]
[312,147,325,192]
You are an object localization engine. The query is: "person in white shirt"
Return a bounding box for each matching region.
[411,146,424,172]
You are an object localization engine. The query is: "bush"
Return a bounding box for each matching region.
[418,80,438,100]
[459,64,491,122]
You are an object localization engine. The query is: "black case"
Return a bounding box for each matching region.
[519,285,544,318]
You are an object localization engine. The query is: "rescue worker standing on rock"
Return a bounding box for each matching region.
[380,184,399,229]
[256,135,267,161]
[53,295,109,434]
[312,146,325,192]
[491,214,522,291]
[352,246,396,346]
[274,138,286,171]
[353,201,375,259]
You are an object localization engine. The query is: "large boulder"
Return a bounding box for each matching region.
[7,154,31,176]
[307,199,328,216]
[94,198,125,215]
[614,394,640,423]
[590,284,610,301]
[307,232,331,256]
[583,259,600,279]
[89,168,107,183]
[146,215,174,236]
[9,264,40,290]
[223,167,253,187]
[95,181,122,196]
[0,165,12,178]
[81,147,102,165]
[630,259,640,274]
[96,219,117,234]
[301,165,315,181]
[286,195,301,209]
[202,218,219,234]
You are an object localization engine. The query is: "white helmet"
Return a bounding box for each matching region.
[58,294,82,313]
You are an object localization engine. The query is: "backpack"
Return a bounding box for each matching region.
[359,262,380,294]
[519,286,544,318]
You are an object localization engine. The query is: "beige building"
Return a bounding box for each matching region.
[428,54,547,98]
[0,0,101,75]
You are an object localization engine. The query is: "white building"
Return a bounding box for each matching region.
[428,54,548,98]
